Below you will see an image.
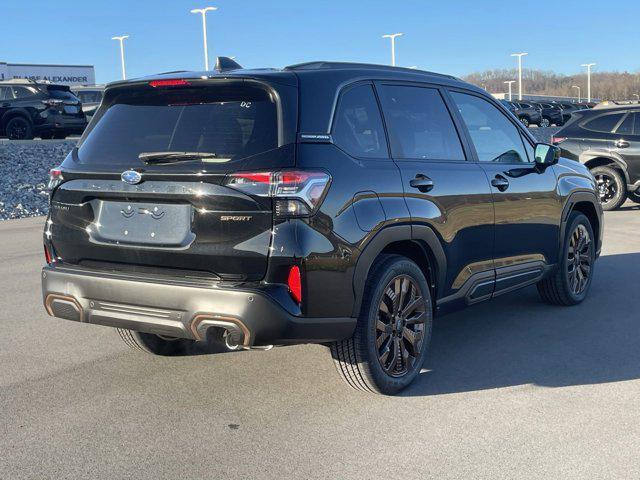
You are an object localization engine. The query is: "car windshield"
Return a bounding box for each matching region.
[76,84,278,166]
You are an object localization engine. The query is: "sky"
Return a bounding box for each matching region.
[1,0,639,84]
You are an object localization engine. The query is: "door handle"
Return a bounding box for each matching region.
[491,175,510,191]
[409,174,434,192]
[615,139,630,148]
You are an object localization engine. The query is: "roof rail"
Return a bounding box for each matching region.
[284,61,458,80]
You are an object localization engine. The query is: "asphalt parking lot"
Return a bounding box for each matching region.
[1,203,639,479]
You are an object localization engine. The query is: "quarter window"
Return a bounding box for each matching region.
[615,113,634,135]
[451,92,530,163]
[378,85,465,161]
[11,86,35,99]
[583,113,625,133]
[332,84,388,158]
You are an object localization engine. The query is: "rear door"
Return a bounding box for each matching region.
[448,90,561,295]
[50,79,297,281]
[376,82,495,304]
[611,111,640,185]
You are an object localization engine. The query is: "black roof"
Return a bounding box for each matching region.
[285,61,458,80]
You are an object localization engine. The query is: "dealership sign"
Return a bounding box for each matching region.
[0,62,96,86]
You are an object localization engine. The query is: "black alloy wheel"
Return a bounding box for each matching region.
[6,117,33,140]
[375,274,427,377]
[591,165,626,210]
[566,224,592,296]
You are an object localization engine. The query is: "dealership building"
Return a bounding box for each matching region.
[0,62,95,86]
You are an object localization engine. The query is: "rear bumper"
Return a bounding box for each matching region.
[34,116,87,134]
[41,264,355,346]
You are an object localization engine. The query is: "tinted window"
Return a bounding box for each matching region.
[77,84,278,166]
[12,86,36,99]
[76,91,103,103]
[378,85,465,161]
[332,84,387,158]
[451,92,529,163]
[0,87,12,100]
[47,87,80,101]
[583,113,625,133]
[615,113,634,135]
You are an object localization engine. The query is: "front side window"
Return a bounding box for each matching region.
[583,113,625,133]
[378,85,465,161]
[451,91,529,163]
[332,84,387,158]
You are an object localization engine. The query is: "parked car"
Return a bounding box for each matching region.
[552,101,585,123]
[0,79,87,140]
[71,85,104,120]
[553,104,640,209]
[42,59,603,395]
[530,101,564,127]
[499,99,518,114]
[512,101,542,127]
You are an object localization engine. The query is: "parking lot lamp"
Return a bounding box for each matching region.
[382,33,403,66]
[581,63,596,103]
[191,7,218,70]
[633,94,639,103]
[504,80,515,101]
[572,85,581,103]
[111,35,129,80]
[511,52,528,100]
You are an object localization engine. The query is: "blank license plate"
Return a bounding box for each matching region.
[90,201,194,247]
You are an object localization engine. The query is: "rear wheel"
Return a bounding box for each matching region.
[330,255,433,395]
[519,116,530,127]
[591,165,627,210]
[540,117,551,128]
[117,328,218,356]
[5,117,34,140]
[537,212,595,306]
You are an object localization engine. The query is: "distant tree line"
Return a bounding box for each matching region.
[463,69,640,101]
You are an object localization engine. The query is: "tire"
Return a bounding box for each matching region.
[628,191,640,204]
[537,212,595,306]
[116,328,218,356]
[330,255,433,395]
[540,117,551,128]
[591,165,627,211]
[519,116,530,127]
[5,117,34,140]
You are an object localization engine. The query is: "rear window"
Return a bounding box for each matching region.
[47,87,80,101]
[76,84,278,166]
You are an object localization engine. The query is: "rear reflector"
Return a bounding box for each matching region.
[149,79,191,88]
[287,266,302,304]
[44,244,52,264]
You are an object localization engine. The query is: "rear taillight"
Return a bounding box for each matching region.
[43,244,52,264]
[48,167,64,190]
[224,170,331,217]
[41,99,63,108]
[287,265,302,304]
[552,136,567,145]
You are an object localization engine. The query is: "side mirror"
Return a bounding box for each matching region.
[534,143,560,166]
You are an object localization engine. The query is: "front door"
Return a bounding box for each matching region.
[448,90,562,296]
[375,83,495,308]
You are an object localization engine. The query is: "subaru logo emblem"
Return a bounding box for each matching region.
[121,170,142,185]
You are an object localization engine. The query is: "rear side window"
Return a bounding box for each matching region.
[332,84,387,158]
[77,84,278,166]
[378,85,465,161]
[11,86,36,99]
[0,87,12,100]
[451,91,529,163]
[583,113,624,133]
[615,113,634,135]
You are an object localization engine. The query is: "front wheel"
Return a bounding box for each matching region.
[540,117,551,128]
[591,165,627,211]
[330,255,433,395]
[537,212,595,306]
[519,116,530,127]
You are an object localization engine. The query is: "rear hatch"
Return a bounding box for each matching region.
[49,76,298,281]
[45,85,85,118]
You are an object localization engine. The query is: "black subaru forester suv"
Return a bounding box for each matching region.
[42,60,603,395]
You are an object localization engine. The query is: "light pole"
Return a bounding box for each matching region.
[111,35,129,80]
[382,33,403,66]
[581,63,596,103]
[504,80,515,101]
[572,85,581,103]
[191,7,218,70]
[511,52,528,100]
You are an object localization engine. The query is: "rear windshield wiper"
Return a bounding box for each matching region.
[138,151,228,164]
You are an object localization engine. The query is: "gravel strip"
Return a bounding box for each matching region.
[0,140,76,220]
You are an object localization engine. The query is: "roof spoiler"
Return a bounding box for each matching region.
[215,57,242,72]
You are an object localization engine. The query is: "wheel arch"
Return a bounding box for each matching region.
[559,191,602,262]
[583,155,630,184]
[1,108,33,130]
[351,225,446,318]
